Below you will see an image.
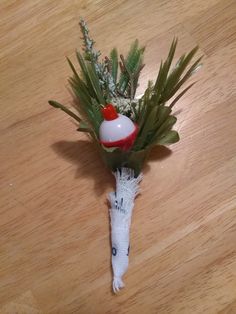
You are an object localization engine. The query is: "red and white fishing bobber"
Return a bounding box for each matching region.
[99,104,138,151]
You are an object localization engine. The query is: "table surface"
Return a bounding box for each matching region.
[1,0,236,313]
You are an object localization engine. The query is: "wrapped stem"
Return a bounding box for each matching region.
[109,168,143,293]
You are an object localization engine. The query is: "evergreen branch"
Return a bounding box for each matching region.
[118,40,145,96]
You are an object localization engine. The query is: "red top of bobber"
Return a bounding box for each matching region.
[101,104,118,121]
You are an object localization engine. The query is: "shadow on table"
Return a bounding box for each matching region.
[51,139,172,195]
[147,144,172,164]
[51,139,112,197]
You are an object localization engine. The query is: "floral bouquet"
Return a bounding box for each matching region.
[49,19,202,293]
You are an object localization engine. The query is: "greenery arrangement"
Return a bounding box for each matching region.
[49,19,202,174]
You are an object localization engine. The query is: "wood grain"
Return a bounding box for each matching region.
[0,0,236,313]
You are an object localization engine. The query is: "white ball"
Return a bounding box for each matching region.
[99,114,135,142]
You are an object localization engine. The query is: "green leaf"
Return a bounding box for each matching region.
[159,46,200,103]
[167,56,202,101]
[99,144,151,175]
[156,130,180,145]
[76,51,95,94]
[101,145,120,153]
[90,98,103,127]
[69,80,98,129]
[165,38,178,71]
[153,60,163,93]
[169,82,196,108]
[136,81,153,129]
[77,121,92,132]
[135,107,157,149]
[110,48,118,83]
[159,55,185,100]
[69,80,94,118]
[151,115,177,144]
[132,39,202,150]
[67,57,80,80]
[153,38,178,100]
[69,76,92,103]
[155,106,172,128]
[86,62,106,105]
[118,39,145,94]
[136,105,172,149]
[48,100,82,122]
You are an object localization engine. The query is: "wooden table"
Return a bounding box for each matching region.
[1,1,236,313]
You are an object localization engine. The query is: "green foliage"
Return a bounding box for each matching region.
[156,130,180,145]
[48,20,202,173]
[67,52,106,136]
[99,145,152,176]
[118,40,145,99]
[110,48,118,84]
[48,100,82,123]
[133,38,202,151]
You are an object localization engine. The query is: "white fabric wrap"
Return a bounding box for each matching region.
[109,168,142,293]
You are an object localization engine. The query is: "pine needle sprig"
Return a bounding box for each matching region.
[118,40,145,99]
